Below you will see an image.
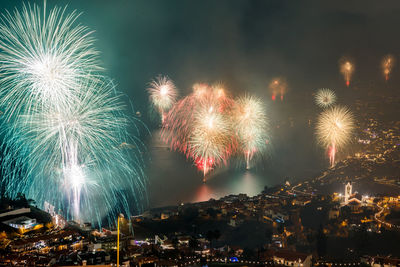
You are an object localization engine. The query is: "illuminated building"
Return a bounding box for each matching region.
[273,250,313,267]
[344,182,352,204]
[3,216,36,230]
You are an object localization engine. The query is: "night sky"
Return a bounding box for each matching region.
[0,0,397,116]
[1,0,400,208]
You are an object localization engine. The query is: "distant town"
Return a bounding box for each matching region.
[1,175,399,266]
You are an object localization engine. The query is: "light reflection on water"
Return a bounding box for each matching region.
[194,171,266,203]
[146,130,277,208]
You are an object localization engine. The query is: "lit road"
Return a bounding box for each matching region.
[373,201,400,229]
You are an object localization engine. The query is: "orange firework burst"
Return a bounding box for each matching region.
[189,101,235,178]
[382,55,395,81]
[162,83,237,178]
[339,58,354,87]
[268,78,287,101]
[161,85,204,156]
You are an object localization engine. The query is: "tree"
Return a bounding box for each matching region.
[213,230,221,241]
[354,224,369,255]
[206,208,218,218]
[306,232,315,244]
[265,228,273,243]
[171,236,179,250]
[277,223,285,234]
[340,205,351,219]
[206,229,221,261]
[189,236,199,254]
[151,244,161,260]
[15,193,29,207]
[262,186,269,194]
[316,225,327,258]
[182,207,199,223]
[206,230,214,248]
[243,247,255,260]
[287,235,297,246]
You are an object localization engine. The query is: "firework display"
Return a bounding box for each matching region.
[147,75,177,123]
[382,55,395,81]
[0,1,394,225]
[0,3,146,226]
[339,59,354,87]
[268,78,287,101]
[156,80,270,180]
[189,103,233,178]
[0,3,101,121]
[315,88,337,108]
[316,106,354,167]
[161,83,238,178]
[233,95,269,169]
[162,83,213,156]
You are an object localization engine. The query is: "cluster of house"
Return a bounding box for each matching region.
[1,180,400,266]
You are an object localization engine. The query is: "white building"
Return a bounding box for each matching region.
[3,216,36,230]
[344,182,352,204]
[273,250,312,267]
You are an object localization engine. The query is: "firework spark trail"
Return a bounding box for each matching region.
[161,83,235,157]
[189,102,234,179]
[147,75,177,123]
[382,55,395,81]
[0,4,146,226]
[268,78,287,101]
[161,84,206,156]
[162,81,271,177]
[162,83,238,179]
[316,106,354,167]
[339,59,354,87]
[233,95,269,169]
[314,88,337,108]
[0,3,101,120]
[2,78,147,225]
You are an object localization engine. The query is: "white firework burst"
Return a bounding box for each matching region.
[0,3,101,119]
[316,105,354,166]
[233,95,269,169]
[4,77,146,224]
[0,3,147,226]
[189,102,233,176]
[147,75,177,122]
[315,88,337,108]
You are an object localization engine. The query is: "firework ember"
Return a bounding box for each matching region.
[339,59,354,87]
[148,75,177,123]
[233,95,269,169]
[382,55,395,81]
[315,88,337,108]
[269,78,287,101]
[316,106,354,167]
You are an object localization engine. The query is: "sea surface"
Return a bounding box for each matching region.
[145,126,326,208]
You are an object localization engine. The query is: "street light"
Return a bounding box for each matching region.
[117,213,124,267]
